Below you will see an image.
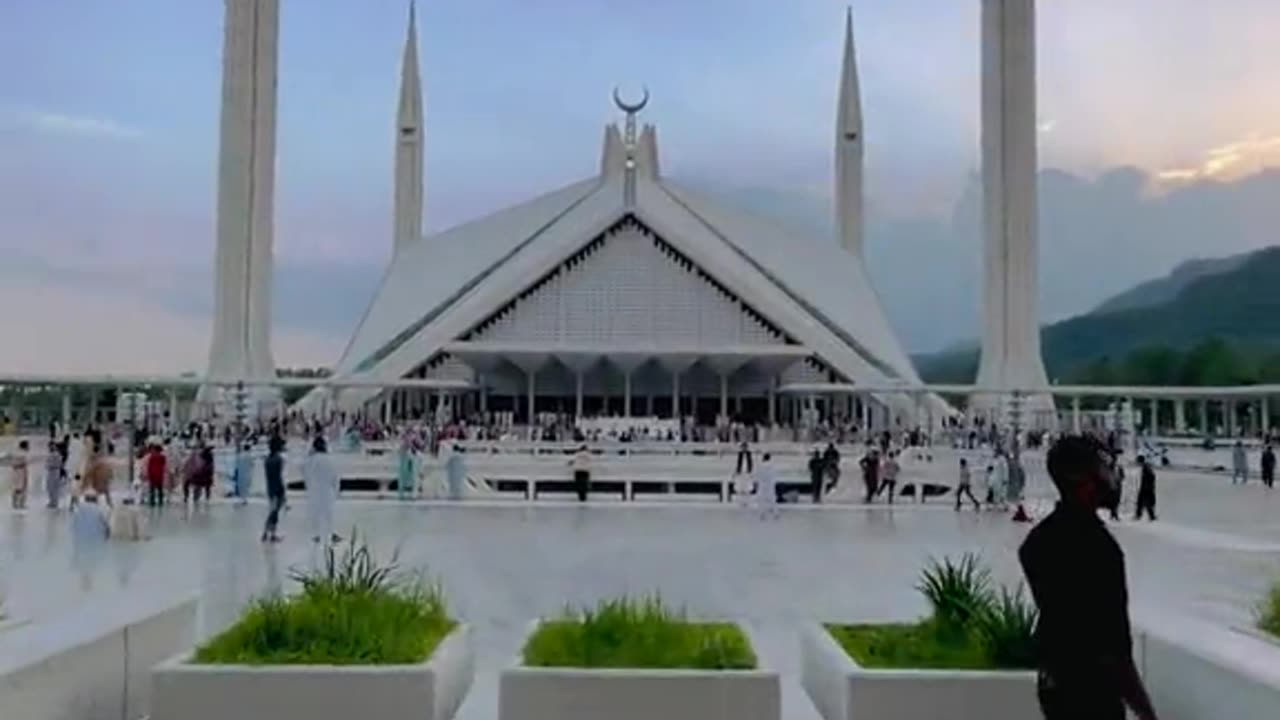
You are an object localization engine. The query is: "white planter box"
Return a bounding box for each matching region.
[1135,621,1280,720]
[0,594,197,720]
[151,624,474,720]
[800,624,1038,720]
[499,622,779,720]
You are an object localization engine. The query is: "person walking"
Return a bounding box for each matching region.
[735,440,754,476]
[7,440,30,509]
[878,450,901,505]
[859,447,880,503]
[232,441,254,506]
[1232,440,1248,484]
[303,435,340,544]
[181,443,203,504]
[823,442,842,492]
[144,442,167,508]
[1134,455,1158,522]
[808,448,826,504]
[755,452,780,519]
[1020,435,1160,720]
[70,489,111,591]
[1263,445,1276,490]
[570,445,592,502]
[261,435,286,543]
[83,436,113,507]
[955,457,981,511]
[44,439,65,509]
[1107,458,1125,521]
[445,444,467,501]
[990,450,1009,511]
[396,429,417,501]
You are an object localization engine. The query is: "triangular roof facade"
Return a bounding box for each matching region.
[311,127,934,415]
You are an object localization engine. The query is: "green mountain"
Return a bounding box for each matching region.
[914,246,1280,385]
[1091,252,1250,315]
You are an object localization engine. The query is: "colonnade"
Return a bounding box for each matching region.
[1066,395,1274,438]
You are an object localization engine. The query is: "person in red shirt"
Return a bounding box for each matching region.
[144,442,168,507]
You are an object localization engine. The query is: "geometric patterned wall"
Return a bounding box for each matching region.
[465,217,790,349]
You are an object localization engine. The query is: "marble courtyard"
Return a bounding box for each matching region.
[2,457,1278,719]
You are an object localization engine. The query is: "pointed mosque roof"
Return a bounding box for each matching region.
[323,126,927,408]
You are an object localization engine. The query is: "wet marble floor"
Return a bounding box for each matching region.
[1,467,1278,719]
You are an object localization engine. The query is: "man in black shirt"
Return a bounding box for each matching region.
[261,434,286,543]
[1134,455,1157,522]
[1019,435,1159,720]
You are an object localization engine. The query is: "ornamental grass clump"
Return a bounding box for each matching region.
[1259,580,1280,639]
[829,553,1037,671]
[194,533,454,665]
[522,595,757,670]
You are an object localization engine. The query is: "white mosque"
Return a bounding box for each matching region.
[204,0,1049,430]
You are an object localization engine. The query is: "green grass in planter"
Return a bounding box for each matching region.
[828,622,995,670]
[193,535,455,665]
[522,596,757,670]
[828,554,1038,671]
[1260,580,1280,639]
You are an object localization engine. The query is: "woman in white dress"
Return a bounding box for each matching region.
[303,435,341,544]
[754,453,780,519]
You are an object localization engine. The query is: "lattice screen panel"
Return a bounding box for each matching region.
[467,218,790,349]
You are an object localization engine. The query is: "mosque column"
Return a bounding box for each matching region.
[1174,398,1187,434]
[719,374,729,423]
[478,374,489,416]
[1262,397,1271,435]
[1227,399,1237,437]
[526,371,537,426]
[1149,398,1159,435]
[88,387,99,425]
[574,372,585,420]
[61,389,72,430]
[623,372,633,419]
[1071,396,1082,433]
[671,371,681,421]
[766,377,777,425]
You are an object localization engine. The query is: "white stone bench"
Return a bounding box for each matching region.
[0,592,198,720]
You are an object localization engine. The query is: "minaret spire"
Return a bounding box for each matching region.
[393,0,424,255]
[835,6,864,257]
[200,0,280,413]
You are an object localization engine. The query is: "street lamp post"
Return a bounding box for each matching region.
[125,390,137,489]
[1008,390,1024,465]
[232,381,248,491]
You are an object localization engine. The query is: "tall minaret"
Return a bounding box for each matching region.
[393,0,425,255]
[202,0,279,409]
[974,0,1052,423]
[835,6,864,257]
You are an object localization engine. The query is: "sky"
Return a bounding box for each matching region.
[3,0,1280,373]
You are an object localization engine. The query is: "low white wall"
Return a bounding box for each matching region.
[500,666,780,720]
[799,624,1038,720]
[151,624,474,720]
[0,593,197,720]
[500,621,779,720]
[1137,621,1280,720]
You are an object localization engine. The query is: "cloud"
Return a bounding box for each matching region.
[3,106,142,140]
[0,276,343,375]
[1156,134,1280,184]
[711,164,1280,354]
